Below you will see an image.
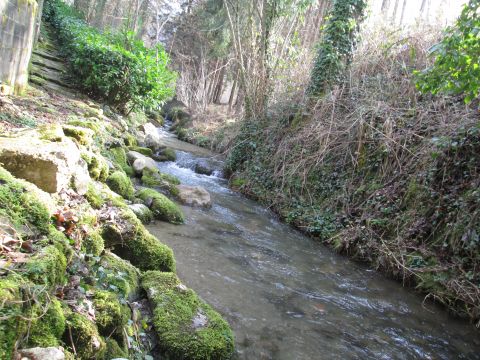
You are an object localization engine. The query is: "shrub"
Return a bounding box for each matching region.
[43,0,176,112]
[416,0,480,103]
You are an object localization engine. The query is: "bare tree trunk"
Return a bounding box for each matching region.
[213,63,226,104]
[228,70,239,112]
[399,0,407,25]
[392,0,400,24]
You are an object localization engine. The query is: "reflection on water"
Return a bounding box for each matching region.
[147,134,480,360]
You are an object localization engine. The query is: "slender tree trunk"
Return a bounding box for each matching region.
[213,63,226,104]
[399,0,407,25]
[392,0,400,24]
[228,70,239,112]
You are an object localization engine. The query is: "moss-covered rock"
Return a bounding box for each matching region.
[129,146,153,157]
[82,152,109,182]
[105,338,128,359]
[154,147,176,162]
[128,203,154,224]
[25,245,67,288]
[141,168,180,196]
[142,271,234,360]
[62,125,94,146]
[68,119,101,134]
[0,166,52,234]
[106,171,135,200]
[0,276,25,360]
[123,134,138,147]
[102,209,176,272]
[28,298,66,347]
[38,123,64,142]
[83,229,105,256]
[136,188,184,224]
[85,182,105,209]
[99,252,140,300]
[107,147,134,176]
[93,290,130,335]
[64,311,106,360]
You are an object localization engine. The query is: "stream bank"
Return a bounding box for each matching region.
[147,124,480,359]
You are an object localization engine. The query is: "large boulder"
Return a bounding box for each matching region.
[176,185,211,208]
[140,122,162,151]
[127,151,158,175]
[0,130,90,194]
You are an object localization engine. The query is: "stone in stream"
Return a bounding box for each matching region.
[128,203,154,224]
[194,162,214,176]
[0,129,90,194]
[176,185,212,208]
[126,151,158,175]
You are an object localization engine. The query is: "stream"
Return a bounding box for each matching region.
[146,127,480,360]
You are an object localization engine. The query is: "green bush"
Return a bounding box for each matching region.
[416,0,480,103]
[43,0,176,111]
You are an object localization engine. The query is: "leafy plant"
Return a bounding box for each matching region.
[43,0,176,112]
[307,0,367,97]
[416,0,480,103]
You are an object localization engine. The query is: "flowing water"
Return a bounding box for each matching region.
[147,128,480,360]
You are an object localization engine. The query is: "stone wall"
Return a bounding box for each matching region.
[0,0,38,95]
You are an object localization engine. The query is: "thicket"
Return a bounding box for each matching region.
[43,0,176,112]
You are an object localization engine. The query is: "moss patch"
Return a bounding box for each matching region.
[85,182,105,209]
[129,146,153,157]
[62,125,94,146]
[82,153,109,182]
[155,147,176,162]
[136,188,184,224]
[105,338,128,359]
[25,245,67,288]
[141,168,180,196]
[102,210,176,272]
[83,229,105,256]
[28,298,66,347]
[106,171,135,200]
[107,147,134,176]
[64,311,106,360]
[93,290,130,335]
[123,134,137,147]
[0,166,52,234]
[99,252,140,300]
[0,276,25,360]
[142,271,234,360]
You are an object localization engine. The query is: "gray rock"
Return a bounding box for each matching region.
[176,185,211,208]
[0,129,90,194]
[16,347,65,360]
[128,203,153,224]
[194,162,214,176]
[127,151,158,175]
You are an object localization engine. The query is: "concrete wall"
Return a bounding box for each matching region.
[0,0,38,95]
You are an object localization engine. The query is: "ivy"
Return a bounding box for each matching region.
[307,0,366,97]
[415,0,480,103]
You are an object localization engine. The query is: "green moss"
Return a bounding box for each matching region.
[62,125,94,146]
[231,178,246,188]
[93,290,130,335]
[141,168,180,197]
[25,245,67,287]
[129,146,153,157]
[82,153,109,182]
[107,147,134,176]
[106,171,135,200]
[68,119,101,134]
[105,338,128,359]
[83,229,105,256]
[141,271,234,360]
[129,204,154,224]
[123,134,138,147]
[100,252,140,299]
[64,311,106,360]
[85,183,105,209]
[0,276,25,360]
[0,167,52,234]
[28,298,66,347]
[102,210,176,272]
[156,147,177,162]
[136,188,184,224]
[38,123,64,142]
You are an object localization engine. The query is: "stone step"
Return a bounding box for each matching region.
[30,75,78,98]
[30,65,71,88]
[32,49,64,63]
[31,55,67,73]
